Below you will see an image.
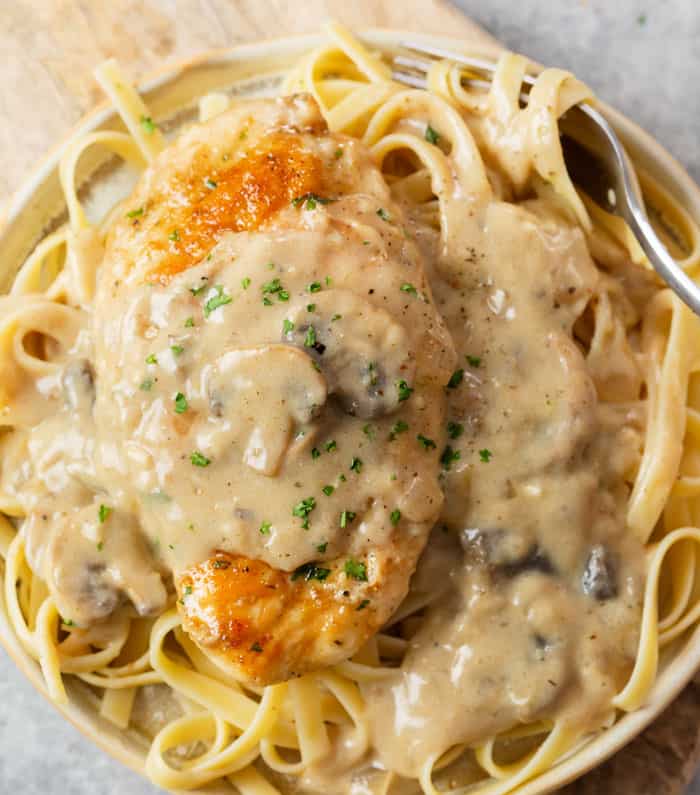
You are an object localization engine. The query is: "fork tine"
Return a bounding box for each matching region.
[390,69,428,89]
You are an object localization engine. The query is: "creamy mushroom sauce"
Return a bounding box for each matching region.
[362,198,647,778]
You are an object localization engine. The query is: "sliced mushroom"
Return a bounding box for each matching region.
[44,505,166,626]
[207,344,327,476]
[283,289,415,419]
[582,544,618,600]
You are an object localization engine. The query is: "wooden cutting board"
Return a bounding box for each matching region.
[1,2,699,793]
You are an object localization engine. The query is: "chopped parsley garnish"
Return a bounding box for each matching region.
[250,641,263,653]
[204,285,233,317]
[307,303,316,312]
[308,281,322,293]
[340,510,356,528]
[204,177,218,190]
[311,447,321,460]
[283,318,295,335]
[325,276,332,286]
[262,277,289,302]
[417,434,437,450]
[97,541,104,551]
[344,558,367,581]
[447,421,464,439]
[140,378,153,392]
[376,207,391,222]
[316,541,328,553]
[190,451,211,467]
[304,325,317,348]
[140,115,156,134]
[184,316,195,328]
[183,585,193,596]
[390,509,401,526]
[291,561,330,581]
[349,457,363,474]
[213,559,230,569]
[396,380,413,402]
[126,206,144,219]
[263,297,273,306]
[241,277,251,290]
[400,282,418,296]
[334,148,344,159]
[325,440,337,453]
[171,344,184,356]
[479,448,493,463]
[331,313,342,322]
[440,446,461,470]
[322,485,335,496]
[447,369,464,388]
[466,355,481,368]
[168,229,180,242]
[98,504,112,524]
[146,353,158,365]
[362,423,375,440]
[389,420,409,440]
[63,618,75,627]
[367,362,378,386]
[291,193,334,210]
[259,521,271,535]
[425,124,440,145]
[292,497,316,529]
[356,599,370,611]
[338,473,347,483]
[174,392,188,414]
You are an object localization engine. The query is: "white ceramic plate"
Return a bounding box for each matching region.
[2,29,700,795]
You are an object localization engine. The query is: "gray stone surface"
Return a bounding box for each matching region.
[1,1,699,793]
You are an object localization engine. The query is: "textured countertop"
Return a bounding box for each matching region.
[1,1,699,793]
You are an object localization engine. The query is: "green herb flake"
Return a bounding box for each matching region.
[283,318,295,335]
[356,599,370,611]
[259,521,271,535]
[400,282,418,296]
[376,207,391,222]
[263,296,273,306]
[389,421,409,441]
[440,445,461,470]
[325,276,332,287]
[362,423,375,440]
[349,457,363,474]
[447,369,464,389]
[417,434,436,450]
[390,509,401,526]
[425,124,440,145]
[308,281,322,293]
[291,562,331,582]
[190,451,211,467]
[213,559,230,569]
[184,316,195,328]
[638,13,647,25]
[146,353,158,365]
[204,285,233,317]
[291,193,334,210]
[183,585,193,596]
[241,277,251,290]
[97,541,104,551]
[479,448,493,463]
[292,497,316,529]
[340,510,357,529]
[325,440,337,453]
[190,279,209,296]
[466,355,481,368]
[338,473,347,483]
[250,641,264,653]
[331,313,342,322]
[322,485,335,496]
[397,380,413,402]
[447,420,464,440]
[204,177,218,190]
[174,392,188,414]
[304,325,317,348]
[98,504,112,523]
[344,558,367,581]
[140,378,153,392]
[126,206,144,219]
[311,447,321,460]
[334,147,344,159]
[316,541,328,553]
[140,115,156,134]
[168,229,180,242]
[171,344,184,356]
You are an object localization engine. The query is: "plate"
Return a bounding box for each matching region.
[1,29,700,795]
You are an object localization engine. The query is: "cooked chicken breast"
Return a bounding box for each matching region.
[89,95,456,684]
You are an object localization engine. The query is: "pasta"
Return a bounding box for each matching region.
[2,21,700,795]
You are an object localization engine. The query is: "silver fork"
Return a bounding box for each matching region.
[392,43,700,317]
